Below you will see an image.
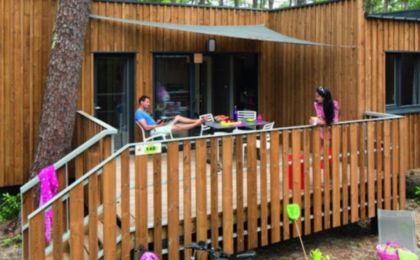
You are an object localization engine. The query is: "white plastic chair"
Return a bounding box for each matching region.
[378,209,420,255]
[237,110,257,120]
[233,110,257,133]
[199,113,228,137]
[136,121,173,142]
[242,122,274,159]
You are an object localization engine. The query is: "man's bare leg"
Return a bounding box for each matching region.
[171,119,203,132]
[172,115,202,124]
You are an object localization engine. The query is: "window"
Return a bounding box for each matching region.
[386,52,420,113]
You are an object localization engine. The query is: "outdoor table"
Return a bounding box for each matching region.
[205,120,269,131]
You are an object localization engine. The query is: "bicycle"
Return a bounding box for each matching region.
[185,241,257,260]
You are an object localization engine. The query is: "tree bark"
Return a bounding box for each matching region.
[268,0,274,9]
[30,0,92,178]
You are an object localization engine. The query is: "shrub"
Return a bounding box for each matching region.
[1,234,22,247]
[0,193,21,223]
[414,186,420,204]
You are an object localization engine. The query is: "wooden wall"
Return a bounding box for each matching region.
[361,18,420,171]
[362,17,420,113]
[79,2,268,114]
[0,0,57,186]
[2,0,420,187]
[263,0,360,126]
[407,114,420,169]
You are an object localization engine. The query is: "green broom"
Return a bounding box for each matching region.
[287,203,308,260]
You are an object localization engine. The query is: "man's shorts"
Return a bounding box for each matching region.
[151,121,173,136]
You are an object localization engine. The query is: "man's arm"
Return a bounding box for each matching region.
[138,119,163,131]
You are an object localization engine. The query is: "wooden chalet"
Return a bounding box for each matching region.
[0,0,419,258]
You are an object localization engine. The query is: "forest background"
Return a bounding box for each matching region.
[109,0,420,14]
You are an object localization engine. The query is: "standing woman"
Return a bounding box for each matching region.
[309,86,340,126]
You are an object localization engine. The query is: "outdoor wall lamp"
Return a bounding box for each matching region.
[207,39,216,52]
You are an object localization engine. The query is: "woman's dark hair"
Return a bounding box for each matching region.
[316,86,335,125]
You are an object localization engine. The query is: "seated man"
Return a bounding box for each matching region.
[135,95,206,137]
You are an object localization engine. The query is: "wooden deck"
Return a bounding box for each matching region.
[25,116,408,259]
[115,151,355,227]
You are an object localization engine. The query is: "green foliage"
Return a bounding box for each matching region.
[0,193,21,224]
[109,0,420,10]
[414,186,420,203]
[310,248,330,260]
[365,0,420,13]
[1,234,22,247]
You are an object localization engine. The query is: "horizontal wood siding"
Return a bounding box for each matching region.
[0,0,57,187]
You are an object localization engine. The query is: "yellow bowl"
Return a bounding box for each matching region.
[246,118,255,122]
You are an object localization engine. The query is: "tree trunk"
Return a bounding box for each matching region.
[253,0,258,8]
[30,0,92,178]
[268,0,274,9]
[296,0,306,6]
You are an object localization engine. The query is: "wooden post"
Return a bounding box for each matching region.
[350,124,359,222]
[121,149,131,259]
[270,131,281,242]
[29,213,45,260]
[222,136,234,254]
[70,184,84,260]
[183,141,192,260]
[103,159,116,260]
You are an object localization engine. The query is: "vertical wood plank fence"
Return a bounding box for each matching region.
[25,112,407,259]
[21,111,117,260]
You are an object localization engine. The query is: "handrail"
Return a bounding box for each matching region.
[364,111,402,118]
[28,143,131,220]
[27,111,402,220]
[20,111,118,194]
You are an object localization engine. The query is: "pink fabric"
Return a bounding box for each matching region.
[313,100,340,139]
[38,165,59,243]
[313,100,340,124]
[140,252,159,260]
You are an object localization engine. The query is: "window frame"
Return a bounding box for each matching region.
[385,51,420,114]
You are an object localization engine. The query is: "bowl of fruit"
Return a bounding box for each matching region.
[215,115,229,122]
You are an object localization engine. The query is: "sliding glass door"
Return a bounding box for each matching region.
[94,53,134,149]
[153,55,193,120]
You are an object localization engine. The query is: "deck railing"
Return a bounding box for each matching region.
[25,112,408,259]
[20,111,117,260]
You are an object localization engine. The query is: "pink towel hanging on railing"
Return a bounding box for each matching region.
[38,165,59,243]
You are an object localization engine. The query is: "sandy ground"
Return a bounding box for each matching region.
[0,221,21,260]
[256,199,420,260]
[2,200,419,260]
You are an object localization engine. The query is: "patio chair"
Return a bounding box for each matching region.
[237,110,257,121]
[199,113,228,137]
[242,122,274,159]
[377,208,420,256]
[136,121,173,142]
[233,110,257,133]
